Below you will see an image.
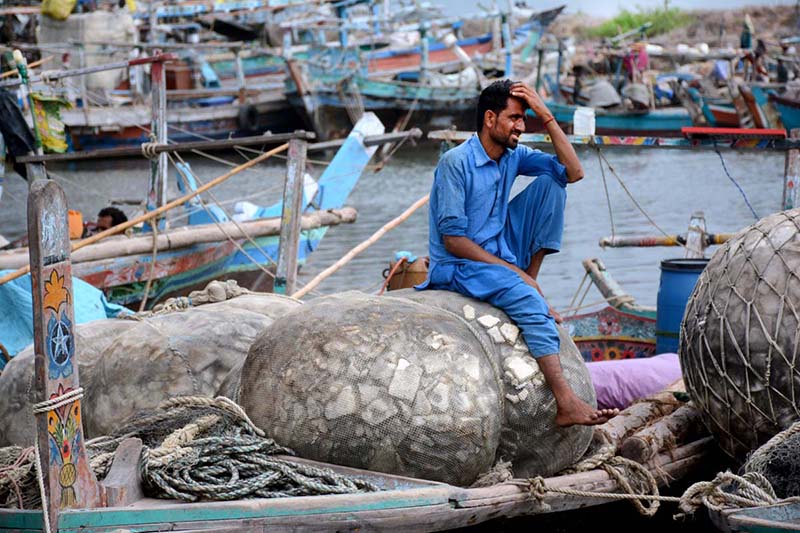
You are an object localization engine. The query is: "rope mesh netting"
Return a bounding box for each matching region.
[0,396,380,509]
[681,208,800,459]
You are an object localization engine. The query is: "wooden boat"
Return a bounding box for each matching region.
[563,258,656,362]
[769,93,800,132]
[526,101,693,137]
[0,438,711,532]
[0,115,395,309]
[711,501,800,532]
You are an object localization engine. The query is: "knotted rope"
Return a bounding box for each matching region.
[140,142,160,160]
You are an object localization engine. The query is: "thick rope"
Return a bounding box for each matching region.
[32,387,84,414]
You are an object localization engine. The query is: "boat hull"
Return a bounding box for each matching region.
[563,305,657,361]
[526,103,693,137]
[770,94,800,132]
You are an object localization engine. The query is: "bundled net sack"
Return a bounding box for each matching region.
[0,290,300,446]
[394,289,595,478]
[681,209,800,458]
[744,421,800,498]
[238,292,502,486]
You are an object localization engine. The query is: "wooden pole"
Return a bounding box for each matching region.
[293,194,429,299]
[145,50,168,232]
[28,180,101,531]
[784,128,800,210]
[0,55,52,79]
[0,143,289,285]
[275,138,308,295]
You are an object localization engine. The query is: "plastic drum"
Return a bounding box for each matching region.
[656,258,709,354]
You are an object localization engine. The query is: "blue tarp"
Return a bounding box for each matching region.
[0,270,127,362]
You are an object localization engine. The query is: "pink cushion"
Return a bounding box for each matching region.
[586,353,682,410]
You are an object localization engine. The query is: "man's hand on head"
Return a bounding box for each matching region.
[510,82,552,121]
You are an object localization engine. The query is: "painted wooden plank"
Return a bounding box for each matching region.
[56,486,453,531]
[28,179,102,530]
[784,129,800,210]
[0,509,44,530]
[275,138,308,295]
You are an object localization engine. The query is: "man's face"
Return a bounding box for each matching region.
[97,215,114,231]
[486,97,526,149]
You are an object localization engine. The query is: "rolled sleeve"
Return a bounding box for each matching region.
[433,160,468,237]
[517,147,568,188]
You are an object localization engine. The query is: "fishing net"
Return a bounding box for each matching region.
[0,396,380,508]
[238,291,503,486]
[681,208,800,459]
[394,289,595,478]
[0,287,302,446]
[743,421,800,498]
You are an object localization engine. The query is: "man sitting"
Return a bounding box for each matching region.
[418,79,617,426]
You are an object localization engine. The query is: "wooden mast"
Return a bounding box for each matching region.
[28,179,101,531]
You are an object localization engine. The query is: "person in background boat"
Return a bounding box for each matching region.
[418,79,618,427]
[740,14,754,50]
[84,206,128,236]
[623,42,648,85]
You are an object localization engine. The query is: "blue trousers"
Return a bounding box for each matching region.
[429,174,566,357]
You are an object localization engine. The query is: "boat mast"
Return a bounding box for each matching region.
[145,50,169,231]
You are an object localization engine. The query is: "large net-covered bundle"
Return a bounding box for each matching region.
[393,289,595,478]
[681,209,800,459]
[238,292,502,486]
[0,290,301,446]
[744,421,800,498]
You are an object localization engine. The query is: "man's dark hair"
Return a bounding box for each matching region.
[476,79,518,132]
[98,206,128,226]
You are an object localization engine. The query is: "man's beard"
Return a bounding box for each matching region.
[491,129,520,149]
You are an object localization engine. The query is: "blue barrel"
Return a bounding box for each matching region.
[656,258,709,354]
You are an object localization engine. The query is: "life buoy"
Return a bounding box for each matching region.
[237,104,260,133]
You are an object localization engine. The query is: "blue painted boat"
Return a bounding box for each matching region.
[0,114,384,314]
[526,101,693,137]
[713,501,800,532]
[770,93,800,132]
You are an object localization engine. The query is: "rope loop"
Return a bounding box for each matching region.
[32,386,84,414]
[140,142,160,160]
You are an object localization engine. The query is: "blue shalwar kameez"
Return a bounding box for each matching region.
[417,134,567,357]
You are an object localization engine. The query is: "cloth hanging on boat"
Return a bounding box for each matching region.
[0,88,36,179]
[30,93,71,154]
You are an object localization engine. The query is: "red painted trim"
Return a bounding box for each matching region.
[681,126,786,138]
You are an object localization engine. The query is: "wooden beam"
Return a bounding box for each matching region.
[16,131,315,164]
[275,138,308,295]
[28,180,102,530]
[784,128,800,210]
[0,208,357,270]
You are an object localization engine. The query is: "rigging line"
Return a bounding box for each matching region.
[596,147,616,240]
[172,153,322,296]
[166,122,334,167]
[170,153,321,296]
[45,169,110,203]
[713,141,759,220]
[168,154,278,279]
[594,146,682,244]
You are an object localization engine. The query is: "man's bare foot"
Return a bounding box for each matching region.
[555,394,619,427]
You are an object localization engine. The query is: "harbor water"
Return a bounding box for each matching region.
[0,143,785,310]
